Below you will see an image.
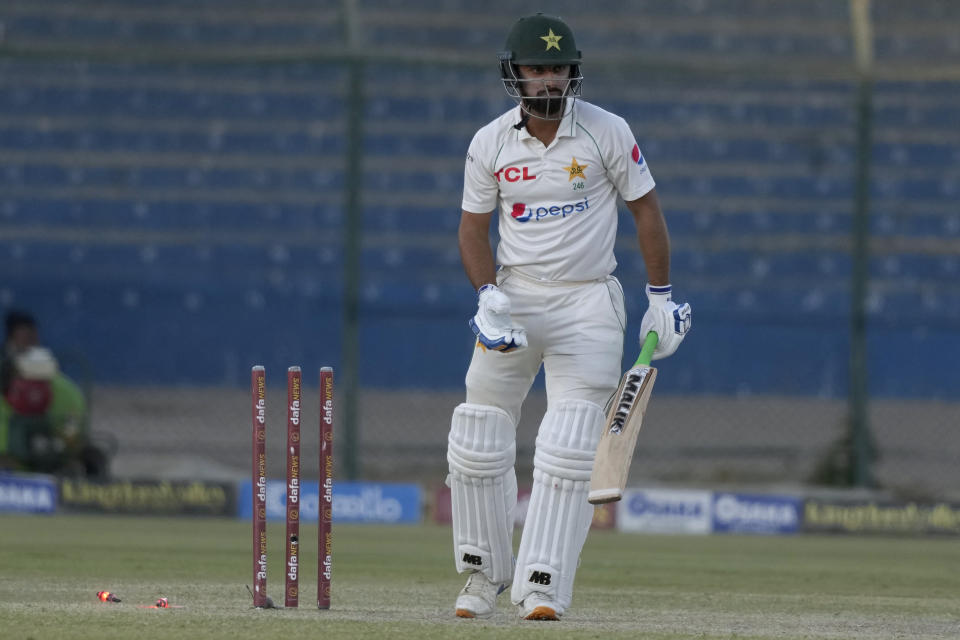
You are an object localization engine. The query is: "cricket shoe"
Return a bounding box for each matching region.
[520,592,561,621]
[454,571,506,619]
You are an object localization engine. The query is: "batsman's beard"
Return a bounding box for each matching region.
[522,93,567,120]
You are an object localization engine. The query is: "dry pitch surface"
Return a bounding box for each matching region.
[1,513,958,639]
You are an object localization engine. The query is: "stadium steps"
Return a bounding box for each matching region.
[0,1,958,388]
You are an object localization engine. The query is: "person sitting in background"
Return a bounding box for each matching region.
[1,310,42,400]
[2,311,56,417]
[0,310,106,477]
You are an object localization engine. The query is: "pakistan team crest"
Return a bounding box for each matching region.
[564,157,587,190]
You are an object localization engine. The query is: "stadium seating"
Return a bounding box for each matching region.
[0,1,957,395]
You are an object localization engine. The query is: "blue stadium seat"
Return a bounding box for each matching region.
[0,1,956,393]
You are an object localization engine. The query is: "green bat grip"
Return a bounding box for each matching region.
[635,332,659,367]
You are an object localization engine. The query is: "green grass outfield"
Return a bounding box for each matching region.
[1,514,958,639]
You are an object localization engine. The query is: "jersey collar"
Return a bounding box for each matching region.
[515,103,579,141]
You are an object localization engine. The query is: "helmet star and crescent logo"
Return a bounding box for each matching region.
[540,29,563,51]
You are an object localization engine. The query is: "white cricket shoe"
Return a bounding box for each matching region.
[454,571,503,619]
[520,592,561,621]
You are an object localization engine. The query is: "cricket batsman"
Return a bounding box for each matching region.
[446,13,692,620]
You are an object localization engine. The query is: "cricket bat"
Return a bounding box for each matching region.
[588,332,659,505]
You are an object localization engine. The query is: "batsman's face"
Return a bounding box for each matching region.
[517,64,572,119]
[517,64,572,96]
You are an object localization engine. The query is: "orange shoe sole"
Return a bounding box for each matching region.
[523,605,559,621]
[455,608,476,618]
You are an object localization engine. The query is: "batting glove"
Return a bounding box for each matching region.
[469,284,527,353]
[639,284,691,360]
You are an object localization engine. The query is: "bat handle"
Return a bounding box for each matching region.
[636,332,658,367]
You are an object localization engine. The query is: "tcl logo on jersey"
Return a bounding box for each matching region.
[510,196,590,223]
[495,166,537,182]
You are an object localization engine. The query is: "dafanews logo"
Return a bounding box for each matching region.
[510,196,589,223]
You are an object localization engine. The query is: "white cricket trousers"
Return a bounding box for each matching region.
[464,267,626,422]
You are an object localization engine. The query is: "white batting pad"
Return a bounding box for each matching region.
[511,399,604,612]
[447,403,518,585]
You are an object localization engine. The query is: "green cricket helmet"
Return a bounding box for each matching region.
[498,13,583,120]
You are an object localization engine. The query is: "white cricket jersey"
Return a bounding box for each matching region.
[462,100,656,282]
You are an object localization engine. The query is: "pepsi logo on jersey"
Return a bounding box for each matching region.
[510,196,590,223]
[495,166,537,182]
